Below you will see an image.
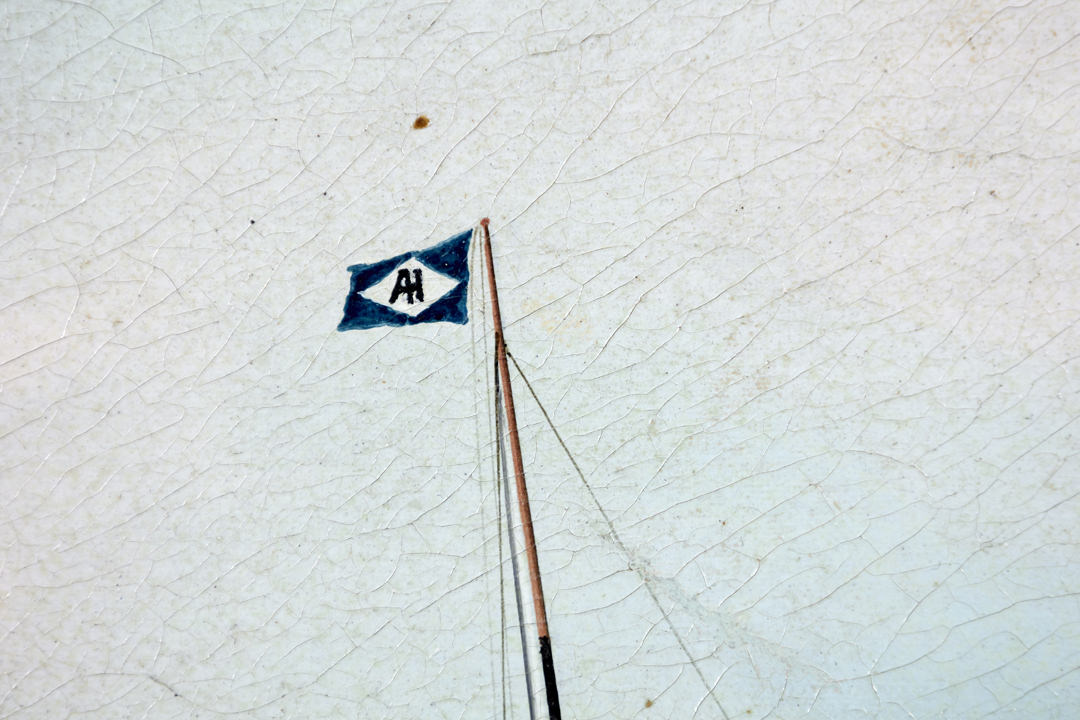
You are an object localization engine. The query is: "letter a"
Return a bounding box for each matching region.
[389,267,424,305]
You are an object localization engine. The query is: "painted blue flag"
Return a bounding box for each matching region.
[338,228,472,331]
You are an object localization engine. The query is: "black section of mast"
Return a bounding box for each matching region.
[538,636,560,718]
[481,218,562,720]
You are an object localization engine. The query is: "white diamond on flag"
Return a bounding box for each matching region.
[360,257,460,317]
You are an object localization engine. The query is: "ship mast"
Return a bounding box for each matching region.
[480,218,562,720]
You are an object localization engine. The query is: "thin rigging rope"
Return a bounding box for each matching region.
[480,238,511,720]
[468,225,503,718]
[494,358,539,720]
[505,349,732,720]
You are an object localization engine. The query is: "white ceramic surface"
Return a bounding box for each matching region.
[2,2,1078,718]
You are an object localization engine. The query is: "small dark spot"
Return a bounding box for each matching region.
[989,189,997,196]
[644,699,653,708]
[250,219,255,224]
[413,115,430,129]
[323,191,327,196]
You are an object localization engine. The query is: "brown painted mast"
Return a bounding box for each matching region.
[480,218,561,720]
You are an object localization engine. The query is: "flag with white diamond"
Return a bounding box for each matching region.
[337,229,471,331]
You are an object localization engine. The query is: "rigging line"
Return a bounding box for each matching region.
[470,223,505,719]
[504,349,732,720]
[494,358,539,720]
[474,227,510,720]
[495,383,508,720]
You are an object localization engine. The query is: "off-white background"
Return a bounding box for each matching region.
[2,1,1078,718]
